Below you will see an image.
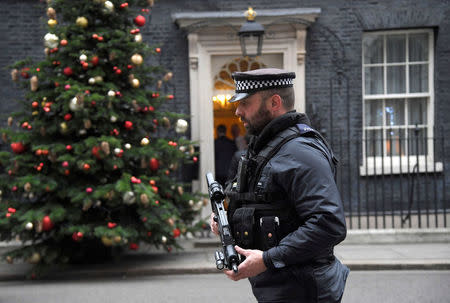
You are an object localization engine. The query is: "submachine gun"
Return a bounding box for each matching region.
[206,172,240,273]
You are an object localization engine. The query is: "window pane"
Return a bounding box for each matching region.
[363,35,383,64]
[408,98,427,125]
[385,99,405,126]
[409,33,428,62]
[408,127,428,156]
[409,64,428,93]
[365,99,383,126]
[387,34,406,63]
[365,66,384,94]
[387,65,405,93]
[386,129,406,156]
[366,129,383,157]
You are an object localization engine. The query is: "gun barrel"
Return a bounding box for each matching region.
[206,172,240,273]
[206,172,215,187]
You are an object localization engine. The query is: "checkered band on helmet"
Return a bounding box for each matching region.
[234,78,294,93]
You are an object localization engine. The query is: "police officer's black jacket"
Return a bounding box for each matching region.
[227,111,349,303]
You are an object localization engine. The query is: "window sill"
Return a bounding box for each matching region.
[359,161,443,176]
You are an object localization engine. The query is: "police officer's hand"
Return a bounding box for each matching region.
[209,213,219,235]
[225,246,267,281]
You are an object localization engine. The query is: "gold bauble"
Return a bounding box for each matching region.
[82,200,93,211]
[83,119,92,129]
[140,138,150,146]
[162,117,171,128]
[131,53,143,65]
[48,19,58,27]
[167,218,175,226]
[140,193,149,206]
[101,236,113,246]
[114,236,122,243]
[24,182,32,192]
[6,255,13,264]
[11,69,19,81]
[27,252,41,264]
[76,16,88,28]
[94,75,103,83]
[100,141,110,155]
[30,76,38,91]
[177,186,184,195]
[163,72,173,81]
[134,33,143,43]
[60,122,68,133]
[131,78,140,88]
[46,7,56,19]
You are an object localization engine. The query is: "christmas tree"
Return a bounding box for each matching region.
[0,0,202,277]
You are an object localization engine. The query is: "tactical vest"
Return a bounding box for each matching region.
[226,124,338,251]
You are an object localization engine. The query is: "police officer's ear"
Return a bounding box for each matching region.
[269,94,283,113]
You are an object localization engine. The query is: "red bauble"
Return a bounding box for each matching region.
[64,113,72,121]
[60,39,68,46]
[149,157,159,171]
[91,56,99,66]
[129,243,139,250]
[11,142,25,154]
[124,121,133,130]
[107,222,117,229]
[133,15,146,27]
[63,67,73,76]
[72,231,83,241]
[21,68,30,79]
[42,215,54,231]
[173,228,181,238]
[91,146,102,159]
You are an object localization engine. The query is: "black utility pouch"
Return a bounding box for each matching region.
[232,207,255,248]
[259,216,280,250]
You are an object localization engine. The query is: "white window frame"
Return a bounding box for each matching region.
[361,29,442,176]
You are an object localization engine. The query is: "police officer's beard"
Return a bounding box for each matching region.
[244,104,272,135]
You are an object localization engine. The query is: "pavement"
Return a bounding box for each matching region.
[0,228,449,281]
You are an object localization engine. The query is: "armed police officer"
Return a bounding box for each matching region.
[210,68,349,303]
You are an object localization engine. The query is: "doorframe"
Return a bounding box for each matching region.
[173,8,320,195]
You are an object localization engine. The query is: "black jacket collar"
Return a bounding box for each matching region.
[248,111,311,155]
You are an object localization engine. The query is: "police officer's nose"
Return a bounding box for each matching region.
[235,104,243,118]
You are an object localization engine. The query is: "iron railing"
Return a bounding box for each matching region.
[331,127,448,229]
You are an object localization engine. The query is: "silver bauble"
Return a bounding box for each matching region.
[123,191,136,205]
[44,33,59,48]
[25,222,34,230]
[69,97,83,111]
[104,1,114,13]
[175,119,188,134]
